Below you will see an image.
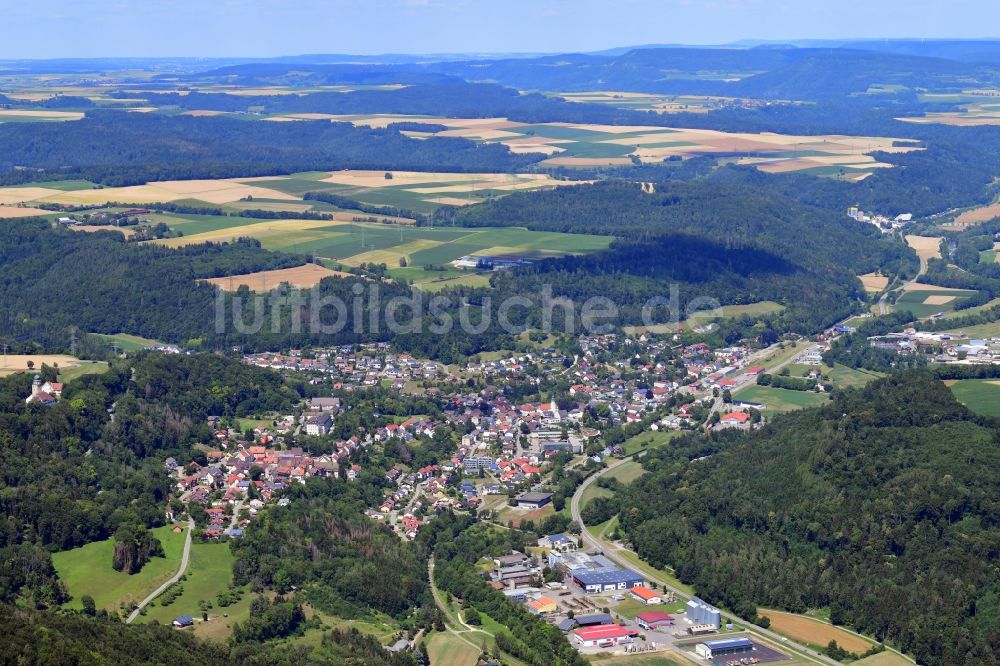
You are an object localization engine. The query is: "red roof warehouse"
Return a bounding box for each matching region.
[573,624,632,646]
[635,611,675,630]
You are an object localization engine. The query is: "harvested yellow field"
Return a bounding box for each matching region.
[0,354,81,377]
[0,109,84,120]
[0,187,66,205]
[954,202,1000,227]
[0,206,50,218]
[69,225,137,238]
[0,178,298,207]
[204,264,351,291]
[905,235,942,260]
[182,110,228,117]
[852,651,914,666]
[761,609,875,654]
[858,273,889,292]
[542,156,633,166]
[923,295,956,305]
[425,196,476,206]
[157,219,346,248]
[902,282,970,292]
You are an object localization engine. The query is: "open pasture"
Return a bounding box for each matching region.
[948,380,1000,417]
[52,524,187,614]
[734,385,829,412]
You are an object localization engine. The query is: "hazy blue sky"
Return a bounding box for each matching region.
[2,0,998,59]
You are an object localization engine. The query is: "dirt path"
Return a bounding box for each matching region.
[126,517,194,624]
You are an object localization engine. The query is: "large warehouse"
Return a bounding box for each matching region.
[566,553,644,593]
[695,637,754,659]
[573,624,632,647]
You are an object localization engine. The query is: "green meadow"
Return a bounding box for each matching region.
[138,540,241,625]
[948,379,1000,417]
[736,385,831,412]
[52,524,187,613]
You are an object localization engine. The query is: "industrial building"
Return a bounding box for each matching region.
[686,596,721,628]
[557,552,644,593]
[629,585,664,604]
[635,611,675,630]
[572,624,632,647]
[574,612,613,627]
[695,637,754,659]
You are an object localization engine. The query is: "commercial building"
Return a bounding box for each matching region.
[572,624,632,647]
[463,455,494,471]
[525,596,558,615]
[695,637,754,659]
[629,585,663,604]
[516,492,553,509]
[570,563,643,593]
[574,612,613,627]
[635,611,675,630]
[686,596,721,629]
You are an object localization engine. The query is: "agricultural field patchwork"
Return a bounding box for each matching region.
[894,286,977,318]
[314,114,922,179]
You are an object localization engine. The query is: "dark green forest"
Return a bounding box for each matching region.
[613,371,1000,665]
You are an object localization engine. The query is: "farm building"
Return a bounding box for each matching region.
[572,624,632,647]
[172,614,194,628]
[635,611,675,630]
[629,585,663,604]
[686,597,721,628]
[695,637,754,659]
[516,491,553,509]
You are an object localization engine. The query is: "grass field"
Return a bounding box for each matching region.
[735,385,830,412]
[623,301,785,335]
[611,548,694,596]
[586,654,687,666]
[204,263,353,291]
[828,363,884,390]
[52,524,187,614]
[138,540,238,625]
[852,651,914,666]
[93,332,167,351]
[58,360,110,383]
[948,379,1000,417]
[425,631,481,666]
[621,429,681,456]
[760,609,876,655]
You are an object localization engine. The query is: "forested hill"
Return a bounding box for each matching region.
[445,180,916,336]
[0,112,541,187]
[615,371,1000,665]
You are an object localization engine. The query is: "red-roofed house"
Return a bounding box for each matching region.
[720,412,750,426]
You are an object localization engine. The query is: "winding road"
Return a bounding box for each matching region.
[570,461,842,666]
[126,517,195,624]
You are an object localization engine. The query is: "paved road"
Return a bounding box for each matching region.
[879,252,928,315]
[570,462,841,666]
[126,517,194,624]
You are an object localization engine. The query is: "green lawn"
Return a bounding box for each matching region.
[943,320,1000,338]
[733,385,830,413]
[605,460,647,485]
[624,301,784,335]
[52,524,187,613]
[611,548,695,596]
[948,379,1000,417]
[138,540,238,625]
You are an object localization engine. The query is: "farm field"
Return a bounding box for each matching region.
[52,524,187,614]
[904,234,942,260]
[852,651,915,666]
[137,540,240,625]
[323,114,921,178]
[554,91,741,114]
[858,272,890,292]
[900,100,1000,127]
[0,353,84,377]
[0,205,52,218]
[948,379,1000,417]
[760,609,877,655]
[204,263,353,291]
[586,654,688,666]
[942,319,1000,337]
[894,287,976,318]
[735,385,830,412]
[58,360,110,383]
[0,169,581,213]
[158,217,613,271]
